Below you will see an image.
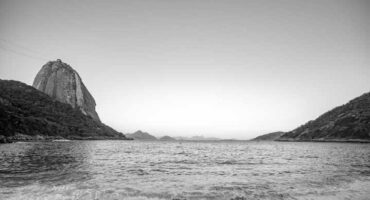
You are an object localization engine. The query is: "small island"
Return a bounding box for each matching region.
[159,136,177,141]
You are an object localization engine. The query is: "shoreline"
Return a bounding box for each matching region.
[2,135,370,144]
[276,138,370,143]
[0,134,132,144]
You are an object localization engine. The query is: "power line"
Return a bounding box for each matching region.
[0,38,48,61]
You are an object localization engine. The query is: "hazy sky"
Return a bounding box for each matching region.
[0,0,369,139]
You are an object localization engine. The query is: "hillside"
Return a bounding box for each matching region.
[251,131,285,141]
[126,130,157,140]
[0,80,127,143]
[159,136,176,141]
[278,92,370,142]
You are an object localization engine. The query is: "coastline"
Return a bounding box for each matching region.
[276,138,370,143]
[0,133,132,144]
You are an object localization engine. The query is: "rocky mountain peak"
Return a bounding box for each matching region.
[32,60,100,122]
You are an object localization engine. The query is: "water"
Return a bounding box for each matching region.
[0,141,369,200]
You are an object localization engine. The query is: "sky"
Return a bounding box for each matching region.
[0,0,369,139]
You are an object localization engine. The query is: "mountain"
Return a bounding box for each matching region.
[278,92,370,142]
[0,80,127,143]
[159,136,176,141]
[251,131,285,141]
[175,136,221,141]
[33,59,100,122]
[126,130,157,140]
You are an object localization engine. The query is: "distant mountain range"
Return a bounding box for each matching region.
[126,130,158,140]
[175,136,221,141]
[277,91,370,142]
[159,136,176,141]
[125,131,223,141]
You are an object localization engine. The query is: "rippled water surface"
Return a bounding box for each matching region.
[0,141,370,200]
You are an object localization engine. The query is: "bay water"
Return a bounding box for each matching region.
[0,141,369,200]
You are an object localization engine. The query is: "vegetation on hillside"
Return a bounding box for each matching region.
[0,80,126,142]
[278,92,370,141]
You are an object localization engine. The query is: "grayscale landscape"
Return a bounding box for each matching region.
[0,0,369,199]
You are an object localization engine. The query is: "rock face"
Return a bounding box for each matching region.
[278,92,370,142]
[126,130,157,140]
[33,59,100,122]
[0,80,127,142]
[251,131,285,141]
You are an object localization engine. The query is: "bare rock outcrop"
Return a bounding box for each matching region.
[33,59,100,122]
